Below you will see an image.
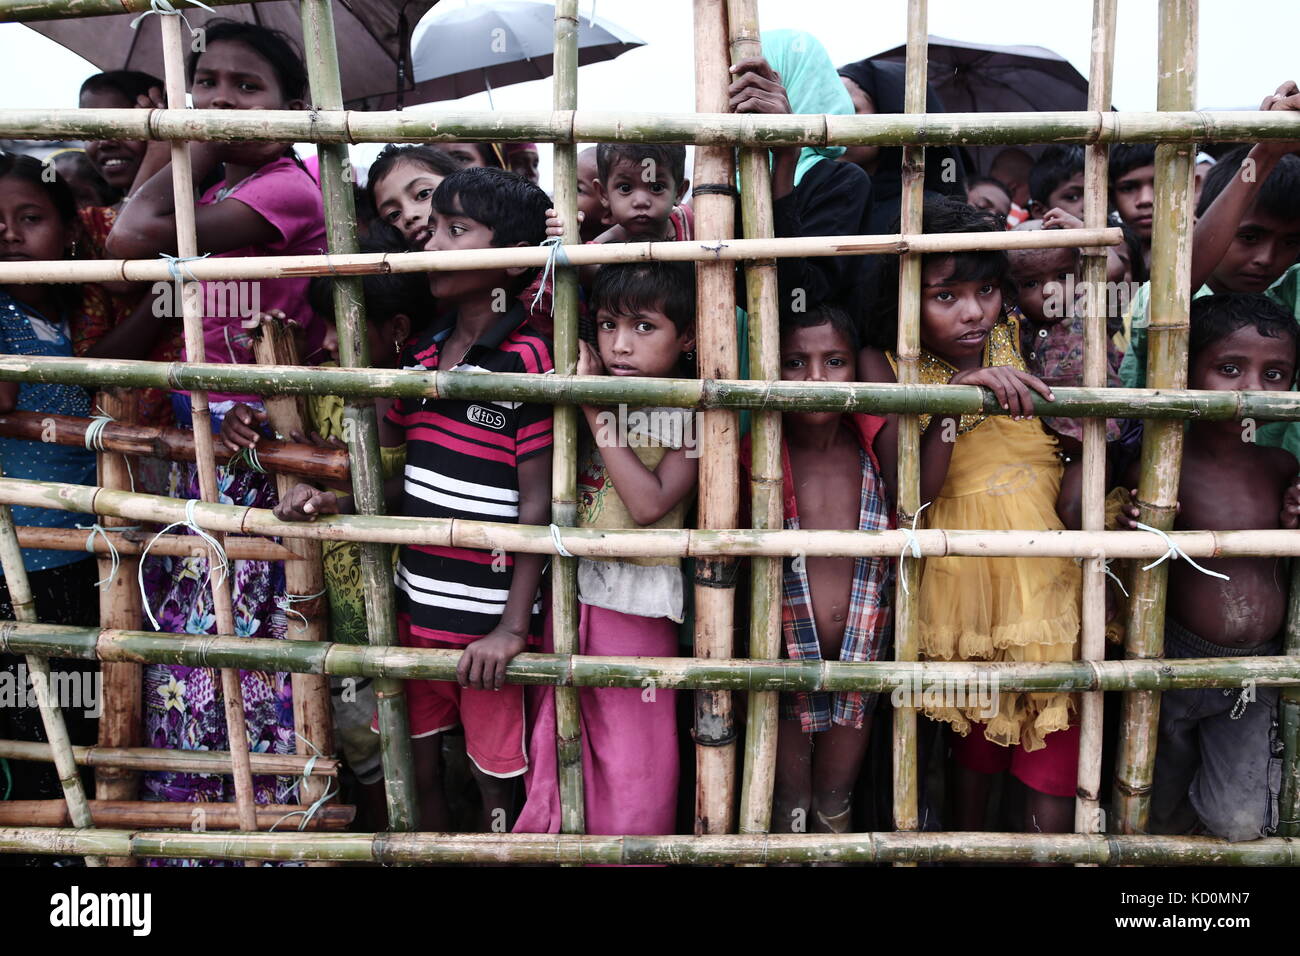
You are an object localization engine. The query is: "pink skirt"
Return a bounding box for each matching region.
[514,601,678,836]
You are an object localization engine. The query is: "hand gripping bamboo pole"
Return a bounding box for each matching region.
[726,0,783,843]
[251,318,334,818]
[892,0,928,850]
[1112,0,1198,835]
[1075,0,1118,846]
[550,0,586,838]
[157,13,259,845]
[0,466,102,865]
[691,0,740,836]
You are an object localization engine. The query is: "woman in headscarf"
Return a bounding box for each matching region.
[729,30,874,329]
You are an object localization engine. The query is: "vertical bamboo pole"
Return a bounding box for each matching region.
[1112,0,1198,834]
[298,0,417,831]
[691,0,740,836]
[549,0,586,837]
[251,318,334,816]
[0,466,103,866]
[1075,0,1117,844]
[891,0,928,850]
[727,0,782,841]
[158,13,259,843]
[92,388,142,867]
[1278,560,1300,836]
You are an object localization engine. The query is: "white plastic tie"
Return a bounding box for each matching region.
[277,588,327,634]
[1134,520,1230,581]
[130,0,215,33]
[138,498,230,631]
[549,523,574,559]
[530,236,572,316]
[897,501,931,596]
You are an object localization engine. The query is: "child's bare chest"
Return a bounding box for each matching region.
[1177,453,1285,531]
[789,444,862,531]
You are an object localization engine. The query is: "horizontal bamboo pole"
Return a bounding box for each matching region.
[0,107,1295,148]
[0,411,349,481]
[5,477,1300,560]
[0,801,353,830]
[0,826,1293,865]
[0,0,263,21]
[0,228,1121,285]
[2,623,1296,694]
[0,739,338,777]
[16,526,299,560]
[0,358,1295,421]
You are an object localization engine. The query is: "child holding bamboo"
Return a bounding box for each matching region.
[514,261,697,837]
[276,167,554,831]
[860,195,1083,834]
[741,303,891,835]
[104,20,327,823]
[1115,293,1298,841]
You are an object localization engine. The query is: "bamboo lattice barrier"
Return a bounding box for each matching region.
[0,0,1294,866]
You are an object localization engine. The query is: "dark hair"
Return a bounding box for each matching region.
[596,144,687,188]
[308,237,435,338]
[1028,145,1085,206]
[1108,143,1157,184]
[866,194,1012,349]
[781,301,860,354]
[0,152,77,227]
[1189,292,1299,367]
[968,175,1011,203]
[187,20,307,103]
[590,261,697,336]
[1117,220,1149,284]
[431,166,550,248]
[79,69,163,104]
[366,144,460,209]
[1196,145,1300,222]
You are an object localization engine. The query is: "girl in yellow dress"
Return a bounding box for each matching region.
[859,196,1083,834]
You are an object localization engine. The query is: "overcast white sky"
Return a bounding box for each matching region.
[0,0,1296,184]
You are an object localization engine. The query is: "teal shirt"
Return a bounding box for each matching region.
[1118,263,1300,459]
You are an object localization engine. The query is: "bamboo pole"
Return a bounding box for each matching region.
[0,467,102,866]
[89,388,141,868]
[16,527,298,561]
[4,622,1296,694]
[252,316,334,815]
[298,0,417,832]
[0,826,1293,866]
[16,476,1300,560]
[1112,0,1198,836]
[0,801,352,829]
[0,0,263,21]
[0,227,1125,285]
[1075,0,1117,844]
[0,106,1296,149]
[549,0,585,839]
[691,0,739,837]
[5,357,1300,420]
[157,12,260,843]
[0,411,350,480]
[727,0,782,843]
[1279,559,1300,836]
[0,740,337,777]
[892,0,928,848]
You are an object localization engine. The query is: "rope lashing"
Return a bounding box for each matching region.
[897,501,931,596]
[549,523,575,559]
[530,236,573,316]
[138,498,230,631]
[76,522,142,590]
[130,0,215,33]
[267,732,338,833]
[1134,520,1230,581]
[277,588,327,633]
[84,406,137,493]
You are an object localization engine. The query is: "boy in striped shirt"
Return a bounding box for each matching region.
[275,167,554,829]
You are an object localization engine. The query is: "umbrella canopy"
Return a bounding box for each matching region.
[866,34,1090,173]
[26,0,439,109]
[403,0,644,106]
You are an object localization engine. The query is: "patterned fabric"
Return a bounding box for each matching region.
[1018,310,1127,444]
[904,310,1025,435]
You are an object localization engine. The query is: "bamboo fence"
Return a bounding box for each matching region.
[0,0,1293,866]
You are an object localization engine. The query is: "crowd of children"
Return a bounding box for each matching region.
[1,20,1298,863]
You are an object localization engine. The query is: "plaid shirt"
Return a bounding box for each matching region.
[744,414,893,733]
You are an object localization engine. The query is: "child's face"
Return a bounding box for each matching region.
[0,177,68,264]
[79,88,148,192]
[575,150,604,241]
[919,257,1003,366]
[1112,164,1156,240]
[968,183,1010,219]
[373,160,445,248]
[314,315,405,368]
[596,157,683,241]
[1189,324,1296,393]
[1011,248,1077,325]
[594,304,692,379]
[509,148,540,185]
[445,143,491,168]
[423,196,511,303]
[1208,205,1300,294]
[780,321,856,428]
[1034,171,1086,220]
[191,40,303,167]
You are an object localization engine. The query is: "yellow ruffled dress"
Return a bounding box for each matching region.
[892,317,1081,752]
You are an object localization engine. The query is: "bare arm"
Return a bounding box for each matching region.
[581,407,698,525]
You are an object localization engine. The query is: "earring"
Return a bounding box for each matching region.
[394,339,403,361]
[68,240,78,259]
[684,350,696,363]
